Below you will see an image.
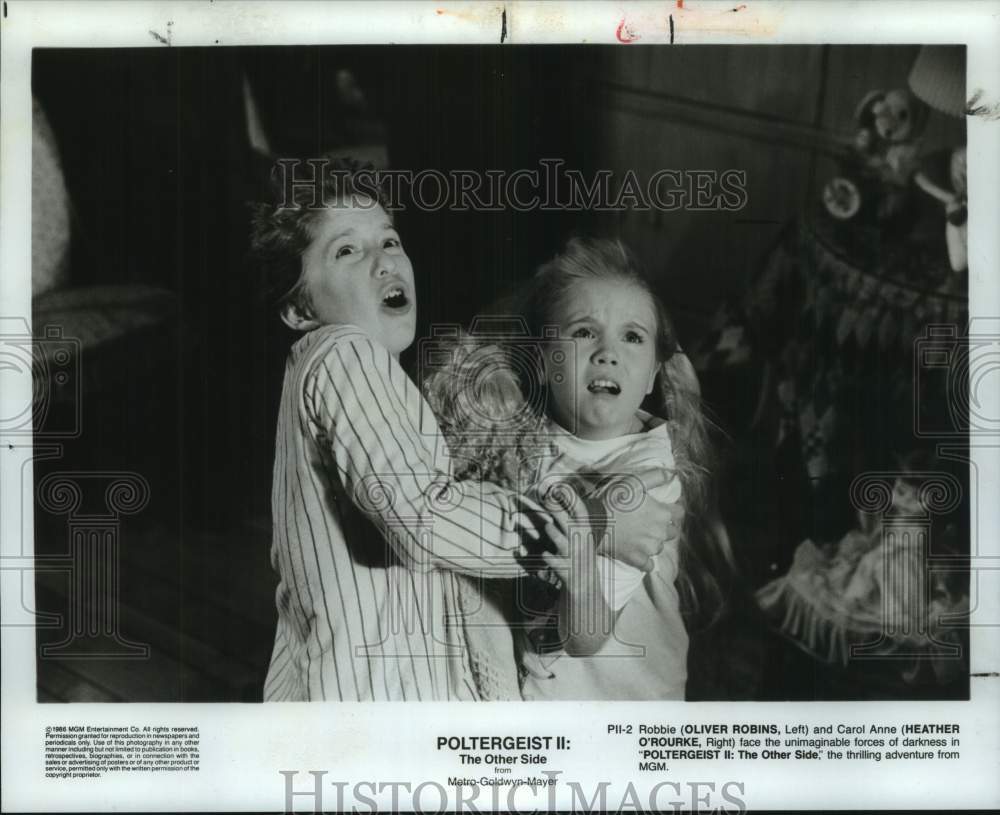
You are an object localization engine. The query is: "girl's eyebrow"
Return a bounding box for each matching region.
[624,320,652,333]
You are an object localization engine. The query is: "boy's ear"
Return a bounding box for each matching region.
[280,300,321,332]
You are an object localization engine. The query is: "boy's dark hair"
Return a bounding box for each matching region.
[248,156,391,312]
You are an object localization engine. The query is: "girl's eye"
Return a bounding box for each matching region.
[571,327,595,339]
[383,237,401,249]
[625,331,644,344]
[334,245,355,259]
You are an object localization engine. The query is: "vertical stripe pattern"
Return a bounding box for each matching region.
[264,325,527,701]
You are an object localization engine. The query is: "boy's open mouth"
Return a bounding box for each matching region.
[587,378,621,396]
[380,284,411,312]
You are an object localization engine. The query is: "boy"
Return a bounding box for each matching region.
[252,158,676,701]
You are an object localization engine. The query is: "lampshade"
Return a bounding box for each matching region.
[908,46,966,118]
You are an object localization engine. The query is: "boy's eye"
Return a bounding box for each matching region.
[383,237,401,249]
[625,331,644,344]
[334,245,356,259]
[571,327,595,339]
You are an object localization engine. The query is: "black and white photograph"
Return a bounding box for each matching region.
[25,36,974,704]
[3,1,999,812]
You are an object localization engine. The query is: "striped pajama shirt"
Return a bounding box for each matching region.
[263,324,527,701]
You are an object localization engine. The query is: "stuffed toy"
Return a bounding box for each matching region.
[823,88,930,223]
[853,88,930,186]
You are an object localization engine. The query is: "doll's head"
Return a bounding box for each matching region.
[854,88,929,151]
[422,334,545,489]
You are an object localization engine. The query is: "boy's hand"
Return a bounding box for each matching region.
[595,468,684,572]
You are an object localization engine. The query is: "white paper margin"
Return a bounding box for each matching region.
[2,1,998,812]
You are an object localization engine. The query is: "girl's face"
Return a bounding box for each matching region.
[543,278,659,440]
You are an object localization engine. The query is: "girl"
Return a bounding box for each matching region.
[423,237,732,700]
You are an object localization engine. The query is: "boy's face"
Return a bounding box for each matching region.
[544,278,659,440]
[288,197,416,356]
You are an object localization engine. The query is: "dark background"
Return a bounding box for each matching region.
[31,46,610,528]
[30,45,969,702]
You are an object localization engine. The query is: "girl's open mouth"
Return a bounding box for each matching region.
[587,378,621,395]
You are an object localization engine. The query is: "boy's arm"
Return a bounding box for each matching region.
[592,473,682,608]
[305,332,532,577]
[590,466,683,572]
